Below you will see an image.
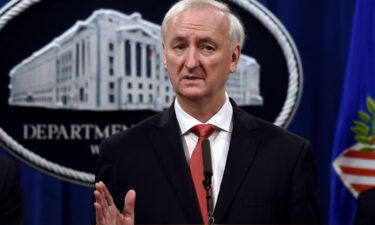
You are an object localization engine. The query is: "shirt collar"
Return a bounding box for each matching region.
[174,94,233,135]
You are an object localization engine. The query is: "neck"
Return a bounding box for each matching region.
[176,93,226,123]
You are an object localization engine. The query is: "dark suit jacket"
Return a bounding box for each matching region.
[95,102,322,224]
[354,188,375,225]
[0,155,25,225]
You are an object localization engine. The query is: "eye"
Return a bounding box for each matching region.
[173,44,186,50]
[202,45,215,52]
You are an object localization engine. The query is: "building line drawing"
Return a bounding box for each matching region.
[8,9,263,111]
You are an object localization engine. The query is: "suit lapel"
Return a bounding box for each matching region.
[148,105,202,223]
[214,105,261,222]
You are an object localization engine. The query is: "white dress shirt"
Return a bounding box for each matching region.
[174,96,233,208]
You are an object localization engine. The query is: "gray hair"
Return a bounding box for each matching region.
[161,0,245,48]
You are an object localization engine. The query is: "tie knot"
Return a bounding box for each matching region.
[190,124,216,138]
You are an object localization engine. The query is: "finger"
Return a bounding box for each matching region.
[102,182,115,206]
[94,185,107,209]
[123,190,136,219]
[96,181,111,207]
[94,202,104,224]
[94,190,107,218]
[95,181,105,192]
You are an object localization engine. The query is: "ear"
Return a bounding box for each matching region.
[229,44,241,73]
[162,42,167,68]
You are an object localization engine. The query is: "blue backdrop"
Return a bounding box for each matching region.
[0,0,357,224]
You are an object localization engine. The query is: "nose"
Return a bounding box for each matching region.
[184,47,199,70]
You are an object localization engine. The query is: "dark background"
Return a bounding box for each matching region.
[0,0,355,224]
[0,0,290,178]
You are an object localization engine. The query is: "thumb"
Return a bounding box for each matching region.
[123,190,136,220]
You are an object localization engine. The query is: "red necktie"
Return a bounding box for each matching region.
[190,124,216,225]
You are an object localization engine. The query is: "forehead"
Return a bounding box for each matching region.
[165,7,229,41]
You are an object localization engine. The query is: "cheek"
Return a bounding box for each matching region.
[206,59,231,83]
[167,67,180,85]
[207,58,230,75]
[167,56,184,69]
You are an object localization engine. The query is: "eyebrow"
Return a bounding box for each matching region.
[170,36,217,45]
[198,37,216,45]
[170,36,187,44]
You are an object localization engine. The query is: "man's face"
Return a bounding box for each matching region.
[163,7,240,102]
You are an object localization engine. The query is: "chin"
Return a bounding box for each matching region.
[177,90,211,101]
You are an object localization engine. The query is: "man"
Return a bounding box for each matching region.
[94,0,322,224]
[354,187,375,225]
[0,155,25,225]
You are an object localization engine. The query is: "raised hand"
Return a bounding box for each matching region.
[94,181,136,225]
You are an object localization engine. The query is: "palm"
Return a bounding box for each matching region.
[94,182,135,225]
[97,203,122,225]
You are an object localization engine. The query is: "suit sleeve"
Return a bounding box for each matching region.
[94,139,122,210]
[290,140,322,224]
[354,188,375,225]
[0,156,25,225]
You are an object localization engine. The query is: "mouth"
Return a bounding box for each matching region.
[181,76,203,86]
[182,75,203,80]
